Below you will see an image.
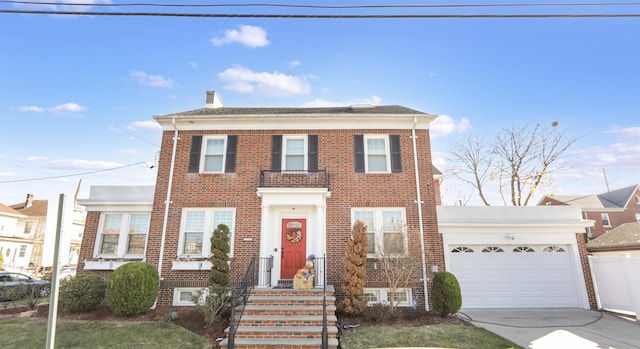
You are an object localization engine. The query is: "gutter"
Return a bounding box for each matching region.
[412,116,430,311]
[157,118,179,280]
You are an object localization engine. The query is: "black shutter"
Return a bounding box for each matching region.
[390,135,402,173]
[188,135,202,173]
[271,135,282,171]
[354,134,365,173]
[308,135,318,171]
[225,135,237,173]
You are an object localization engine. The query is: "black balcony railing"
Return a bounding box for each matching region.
[259,169,330,189]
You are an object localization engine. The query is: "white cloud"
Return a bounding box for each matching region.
[188,62,197,68]
[130,71,176,88]
[120,149,138,155]
[605,125,640,137]
[22,156,124,170]
[289,60,301,68]
[0,171,16,177]
[55,0,112,12]
[15,106,45,112]
[211,25,270,48]
[301,96,382,108]
[127,120,161,131]
[218,65,311,97]
[47,103,88,114]
[429,115,471,138]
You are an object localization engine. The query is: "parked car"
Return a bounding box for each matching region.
[0,272,50,301]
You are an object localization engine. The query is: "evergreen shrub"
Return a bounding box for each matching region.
[430,271,462,317]
[59,273,106,312]
[106,262,159,316]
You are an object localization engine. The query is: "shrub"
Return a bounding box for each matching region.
[106,262,159,316]
[430,271,462,317]
[59,274,106,312]
[362,304,392,323]
[337,220,368,316]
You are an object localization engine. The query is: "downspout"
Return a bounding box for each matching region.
[412,116,430,311]
[158,118,178,281]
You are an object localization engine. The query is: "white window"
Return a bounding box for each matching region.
[23,221,32,234]
[365,135,390,173]
[19,245,26,257]
[95,213,150,258]
[202,136,228,173]
[601,213,611,227]
[178,208,235,259]
[283,135,307,171]
[352,208,406,256]
[173,287,206,306]
[636,213,640,222]
[364,288,412,307]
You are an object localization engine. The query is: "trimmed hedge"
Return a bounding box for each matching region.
[430,271,462,317]
[59,274,106,313]
[106,262,159,316]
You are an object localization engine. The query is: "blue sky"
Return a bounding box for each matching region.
[0,1,638,206]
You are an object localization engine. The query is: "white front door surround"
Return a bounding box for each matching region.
[257,188,329,287]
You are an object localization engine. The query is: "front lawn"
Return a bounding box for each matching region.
[0,318,211,349]
[340,324,523,349]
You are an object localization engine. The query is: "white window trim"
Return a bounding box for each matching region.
[177,208,236,259]
[352,207,407,257]
[282,135,308,171]
[364,288,413,307]
[364,134,391,173]
[200,135,228,174]
[173,287,207,306]
[601,213,611,227]
[93,212,150,259]
[636,213,640,222]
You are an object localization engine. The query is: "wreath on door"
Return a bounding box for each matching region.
[286,230,302,243]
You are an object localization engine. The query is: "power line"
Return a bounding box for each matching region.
[1,9,638,18]
[0,161,151,183]
[2,1,639,9]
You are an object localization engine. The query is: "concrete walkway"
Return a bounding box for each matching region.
[459,309,639,349]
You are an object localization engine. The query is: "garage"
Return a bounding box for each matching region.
[437,206,593,309]
[448,244,581,308]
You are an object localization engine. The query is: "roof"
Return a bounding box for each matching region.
[157,105,428,118]
[587,222,640,251]
[0,202,26,218]
[9,200,48,217]
[542,184,639,209]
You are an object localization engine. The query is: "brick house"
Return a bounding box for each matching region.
[78,91,443,308]
[539,184,640,239]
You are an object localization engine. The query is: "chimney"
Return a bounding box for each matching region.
[205,91,224,109]
[25,194,34,208]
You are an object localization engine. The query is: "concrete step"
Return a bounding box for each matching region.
[229,325,339,338]
[242,304,336,316]
[248,295,335,306]
[219,337,339,349]
[239,314,337,327]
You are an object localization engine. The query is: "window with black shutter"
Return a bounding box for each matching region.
[354,135,365,172]
[225,135,237,173]
[271,135,282,171]
[308,135,318,171]
[390,135,402,172]
[188,135,202,173]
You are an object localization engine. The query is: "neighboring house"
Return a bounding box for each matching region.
[78,91,443,308]
[9,192,86,275]
[438,206,596,309]
[539,184,640,239]
[587,222,640,257]
[0,202,30,270]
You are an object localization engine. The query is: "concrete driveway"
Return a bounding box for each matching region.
[459,309,639,349]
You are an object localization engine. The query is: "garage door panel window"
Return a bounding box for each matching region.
[451,246,474,253]
[481,246,504,253]
[513,246,535,253]
[543,246,566,252]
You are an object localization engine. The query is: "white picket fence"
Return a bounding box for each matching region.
[588,254,640,319]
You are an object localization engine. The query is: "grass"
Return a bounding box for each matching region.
[339,324,523,349]
[0,318,211,349]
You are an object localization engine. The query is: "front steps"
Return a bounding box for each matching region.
[220,285,339,349]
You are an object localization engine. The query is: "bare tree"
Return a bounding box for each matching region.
[375,228,416,314]
[449,122,580,206]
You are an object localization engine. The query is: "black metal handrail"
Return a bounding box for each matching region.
[259,169,330,189]
[318,254,329,349]
[227,256,256,348]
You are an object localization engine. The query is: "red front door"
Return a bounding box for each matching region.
[281,218,306,279]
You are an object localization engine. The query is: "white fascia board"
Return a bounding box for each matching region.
[78,201,153,212]
[256,187,330,207]
[156,113,437,131]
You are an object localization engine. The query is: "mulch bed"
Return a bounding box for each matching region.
[1,303,470,348]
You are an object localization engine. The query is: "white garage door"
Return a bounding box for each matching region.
[448,244,581,308]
